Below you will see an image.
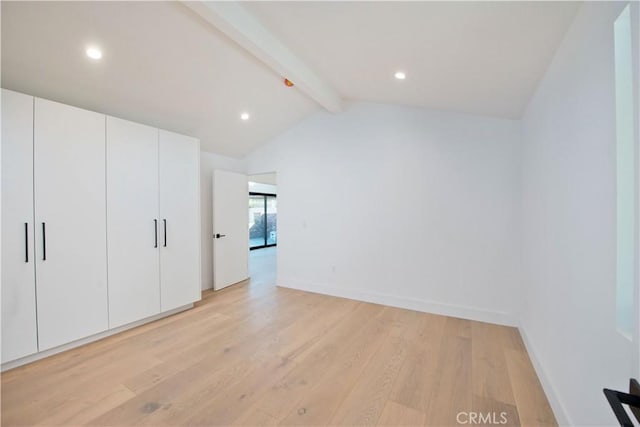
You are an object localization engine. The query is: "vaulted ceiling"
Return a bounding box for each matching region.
[1,1,580,157]
[245,1,581,119]
[1,1,318,157]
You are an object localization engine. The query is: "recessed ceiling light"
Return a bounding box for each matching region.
[394,71,406,80]
[240,112,250,121]
[86,47,102,60]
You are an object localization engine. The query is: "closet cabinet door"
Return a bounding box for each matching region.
[34,98,108,351]
[159,130,200,311]
[1,89,38,362]
[106,117,160,328]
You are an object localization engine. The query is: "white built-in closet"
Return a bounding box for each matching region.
[1,89,201,365]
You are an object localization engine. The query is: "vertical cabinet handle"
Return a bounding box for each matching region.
[163,219,167,247]
[24,223,29,263]
[42,222,46,261]
[154,219,158,248]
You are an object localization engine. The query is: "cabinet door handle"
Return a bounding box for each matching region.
[42,222,46,261]
[25,223,29,263]
[163,219,167,247]
[154,219,158,248]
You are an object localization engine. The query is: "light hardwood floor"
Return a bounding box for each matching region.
[1,250,555,426]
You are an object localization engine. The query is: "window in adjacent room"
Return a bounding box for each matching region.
[614,4,636,338]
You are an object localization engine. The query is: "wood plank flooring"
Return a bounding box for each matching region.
[1,254,555,426]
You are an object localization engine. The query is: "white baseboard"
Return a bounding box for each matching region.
[277,279,517,327]
[1,304,193,372]
[517,323,572,426]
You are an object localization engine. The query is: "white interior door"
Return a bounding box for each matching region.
[106,117,160,328]
[1,89,38,362]
[213,170,249,290]
[34,98,108,351]
[159,130,201,311]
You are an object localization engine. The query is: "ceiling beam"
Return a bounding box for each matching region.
[183,1,342,113]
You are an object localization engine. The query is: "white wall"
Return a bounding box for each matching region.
[248,102,521,325]
[520,2,638,425]
[249,172,277,186]
[200,151,246,290]
[249,181,277,194]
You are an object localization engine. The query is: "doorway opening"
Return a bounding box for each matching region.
[249,193,277,250]
[248,173,277,289]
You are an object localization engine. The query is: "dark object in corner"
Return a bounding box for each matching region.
[604,379,640,427]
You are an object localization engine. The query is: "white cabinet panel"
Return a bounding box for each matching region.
[34,98,108,351]
[159,130,200,311]
[106,117,160,328]
[1,89,38,362]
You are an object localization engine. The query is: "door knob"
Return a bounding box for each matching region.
[215,233,226,239]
